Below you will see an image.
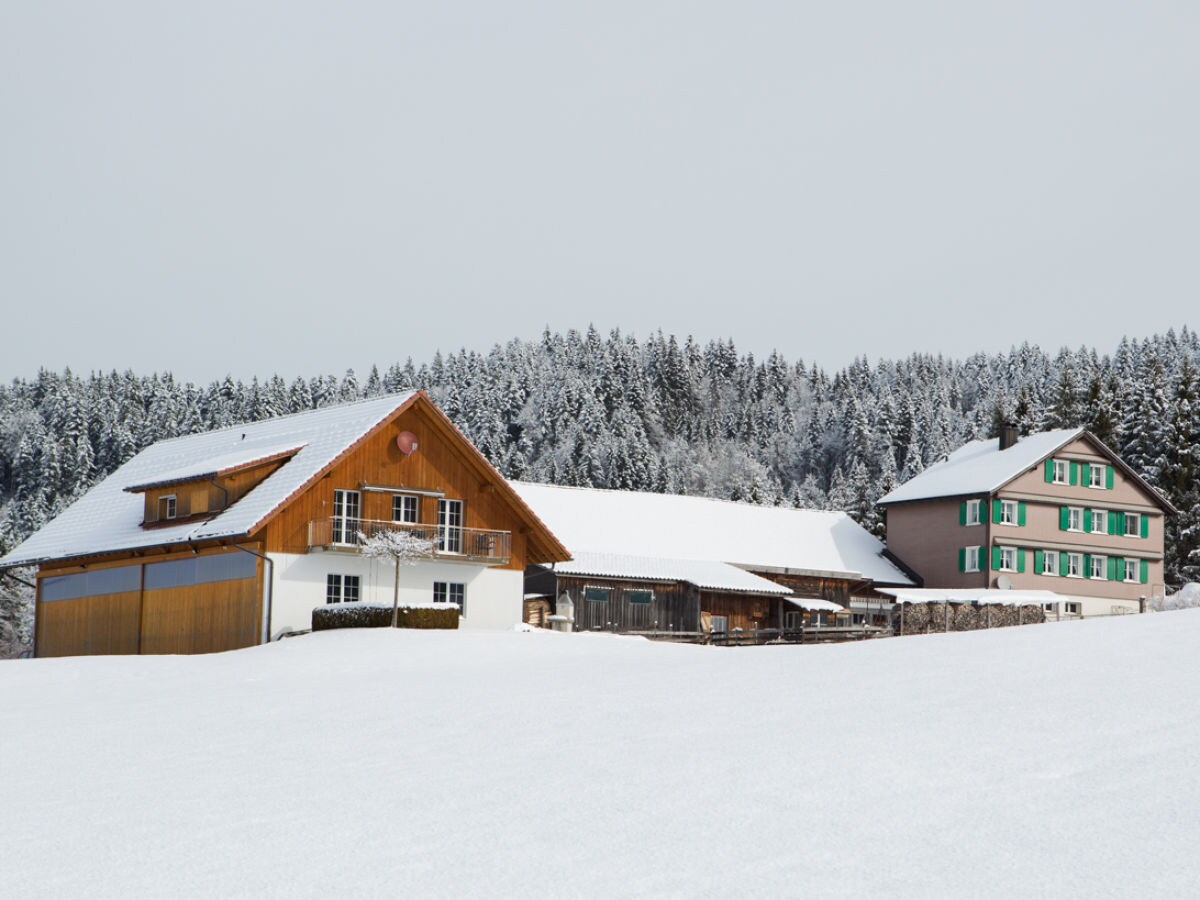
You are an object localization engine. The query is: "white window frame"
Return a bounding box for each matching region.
[964,499,981,526]
[1000,547,1017,572]
[1067,553,1083,578]
[1124,558,1140,583]
[710,615,729,634]
[1042,550,1058,576]
[326,573,361,604]
[1052,459,1068,484]
[332,489,361,545]
[1088,464,1104,488]
[392,493,419,524]
[1065,602,1080,615]
[437,498,464,554]
[1090,509,1107,535]
[1090,555,1107,580]
[964,546,981,573]
[433,581,465,612]
[1067,507,1084,532]
[158,494,177,521]
[1124,513,1141,537]
[1000,500,1019,526]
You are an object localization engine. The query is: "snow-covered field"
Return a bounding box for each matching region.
[4,614,1199,898]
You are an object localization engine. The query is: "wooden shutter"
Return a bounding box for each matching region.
[1140,559,1149,584]
[1017,502,1027,526]
[1105,465,1115,489]
[1083,554,1092,577]
[1108,513,1117,535]
[992,499,1002,524]
[1069,461,1079,485]
[958,548,966,572]
[959,501,967,526]
[1044,459,1054,482]
[1059,507,1069,530]
[1059,552,1070,576]
[991,546,1002,571]
[1017,549,1026,573]
[1107,557,1118,581]
[1141,515,1149,538]
[1034,549,1045,573]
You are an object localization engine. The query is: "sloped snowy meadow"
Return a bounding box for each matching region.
[3,613,1199,898]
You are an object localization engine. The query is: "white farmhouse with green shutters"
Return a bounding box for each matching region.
[879,425,1174,618]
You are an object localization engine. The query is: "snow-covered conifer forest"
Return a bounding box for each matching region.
[2,326,1199,601]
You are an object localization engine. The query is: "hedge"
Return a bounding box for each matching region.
[312,604,460,631]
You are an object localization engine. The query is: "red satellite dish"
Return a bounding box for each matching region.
[396,431,419,455]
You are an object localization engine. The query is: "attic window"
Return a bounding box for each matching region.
[158,495,177,521]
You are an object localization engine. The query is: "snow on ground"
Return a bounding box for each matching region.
[4,614,1200,898]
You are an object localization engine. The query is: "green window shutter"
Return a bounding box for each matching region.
[1069,461,1079,485]
[958,548,966,572]
[1044,459,1055,482]
[1106,465,1115,489]
[1017,549,1026,573]
[959,501,967,526]
[992,499,1002,524]
[1059,506,1069,530]
[1140,559,1149,584]
[1107,557,1118,581]
[1107,512,1117,535]
[1017,502,1027,526]
[1034,549,1045,573]
[992,546,1002,571]
[1141,515,1149,538]
[1059,552,1070,576]
[1114,511,1125,535]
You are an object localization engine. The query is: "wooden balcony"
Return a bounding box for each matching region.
[306,517,511,565]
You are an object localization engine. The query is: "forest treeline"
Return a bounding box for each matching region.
[2,326,1198,587]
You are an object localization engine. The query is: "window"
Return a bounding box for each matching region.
[626,589,654,604]
[433,581,465,613]
[1088,464,1104,488]
[1090,510,1107,534]
[326,574,360,604]
[1042,550,1058,576]
[392,494,419,524]
[1125,513,1141,537]
[1090,555,1107,579]
[1065,602,1080,615]
[437,499,464,553]
[1000,547,1017,571]
[158,494,177,521]
[332,490,361,544]
[1000,500,1018,525]
[964,546,980,573]
[1068,507,1084,532]
[583,586,611,603]
[1124,558,1139,582]
[964,499,981,526]
[1067,553,1083,577]
[710,615,729,634]
[1052,459,1068,484]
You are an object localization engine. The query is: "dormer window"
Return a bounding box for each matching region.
[158,495,177,521]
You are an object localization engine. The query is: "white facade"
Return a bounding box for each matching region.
[267,550,524,637]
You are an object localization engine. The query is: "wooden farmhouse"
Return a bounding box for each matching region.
[514,482,914,637]
[878,425,1174,618]
[0,392,569,657]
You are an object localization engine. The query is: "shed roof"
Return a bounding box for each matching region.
[877,587,1068,606]
[513,481,912,585]
[554,552,793,596]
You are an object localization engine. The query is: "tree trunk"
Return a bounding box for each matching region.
[391,557,401,628]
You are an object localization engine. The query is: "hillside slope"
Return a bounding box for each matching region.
[3,614,1198,898]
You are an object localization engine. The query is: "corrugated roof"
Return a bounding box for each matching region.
[877,428,1084,505]
[0,393,418,568]
[877,587,1068,607]
[514,481,912,585]
[555,552,794,595]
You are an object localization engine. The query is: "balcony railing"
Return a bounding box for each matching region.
[307,517,511,565]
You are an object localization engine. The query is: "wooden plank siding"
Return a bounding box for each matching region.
[559,575,702,632]
[142,459,290,524]
[261,401,538,570]
[140,577,260,654]
[36,591,142,657]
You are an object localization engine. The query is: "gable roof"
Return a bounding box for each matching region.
[512,481,913,585]
[876,427,1175,512]
[0,391,569,569]
[554,551,794,596]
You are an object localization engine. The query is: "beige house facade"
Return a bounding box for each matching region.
[880,427,1174,617]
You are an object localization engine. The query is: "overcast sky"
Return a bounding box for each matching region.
[1,1,1197,383]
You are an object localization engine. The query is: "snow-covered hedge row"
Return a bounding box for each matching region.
[312,604,460,631]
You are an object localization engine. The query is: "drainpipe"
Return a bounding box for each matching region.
[231,543,274,643]
[209,477,230,512]
[0,569,35,590]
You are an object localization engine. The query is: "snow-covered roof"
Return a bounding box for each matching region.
[785,597,845,612]
[877,588,1067,607]
[513,481,912,585]
[555,552,793,596]
[877,428,1084,505]
[0,393,418,568]
[123,441,306,492]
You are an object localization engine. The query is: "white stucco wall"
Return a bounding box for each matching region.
[267,551,524,637]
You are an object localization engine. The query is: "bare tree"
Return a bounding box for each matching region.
[357,529,434,627]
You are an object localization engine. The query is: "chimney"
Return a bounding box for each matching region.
[999,422,1019,451]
